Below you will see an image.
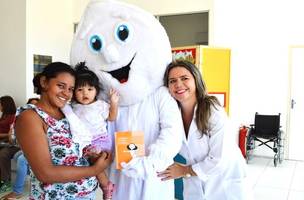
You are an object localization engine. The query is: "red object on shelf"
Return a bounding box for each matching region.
[239,126,248,158]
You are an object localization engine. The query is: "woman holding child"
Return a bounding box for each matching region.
[15,62,112,199]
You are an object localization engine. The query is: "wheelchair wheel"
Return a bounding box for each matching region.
[246,135,254,163]
[278,137,284,164]
[274,154,278,167]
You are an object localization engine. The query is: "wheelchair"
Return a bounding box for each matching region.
[246,112,284,167]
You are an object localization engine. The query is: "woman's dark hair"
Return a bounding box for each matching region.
[26,97,39,104]
[0,95,17,117]
[73,62,101,102]
[164,60,220,135]
[33,62,75,95]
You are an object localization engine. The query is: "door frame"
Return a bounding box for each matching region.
[286,45,304,160]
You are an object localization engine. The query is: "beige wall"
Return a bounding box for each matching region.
[0,0,74,105]
[26,0,74,100]
[0,0,26,106]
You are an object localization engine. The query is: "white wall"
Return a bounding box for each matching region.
[213,0,304,157]
[0,0,26,106]
[26,0,74,100]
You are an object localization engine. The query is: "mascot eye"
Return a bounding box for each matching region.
[89,35,104,52]
[115,23,132,43]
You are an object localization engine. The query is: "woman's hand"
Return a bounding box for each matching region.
[92,151,113,174]
[157,162,189,181]
[7,127,14,144]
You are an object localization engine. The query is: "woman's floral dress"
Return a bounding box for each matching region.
[16,104,98,200]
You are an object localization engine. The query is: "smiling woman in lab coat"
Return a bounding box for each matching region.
[159,60,251,200]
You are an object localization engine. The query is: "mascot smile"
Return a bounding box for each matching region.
[107,54,135,83]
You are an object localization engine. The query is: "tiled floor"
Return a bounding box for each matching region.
[247,156,304,200]
[1,156,304,199]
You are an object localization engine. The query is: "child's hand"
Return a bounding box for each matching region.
[107,88,120,121]
[86,152,100,164]
[109,89,120,104]
[93,151,113,174]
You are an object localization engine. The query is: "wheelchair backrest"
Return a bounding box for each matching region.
[254,113,280,138]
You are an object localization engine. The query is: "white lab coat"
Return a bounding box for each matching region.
[180,105,251,200]
[108,87,184,200]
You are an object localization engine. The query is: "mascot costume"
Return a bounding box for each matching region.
[70,0,184,199]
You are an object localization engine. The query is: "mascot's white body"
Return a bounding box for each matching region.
[71,0,184,199]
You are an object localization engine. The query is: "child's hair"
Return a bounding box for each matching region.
[74,62,101,100]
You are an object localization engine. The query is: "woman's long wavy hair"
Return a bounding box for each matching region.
[164,60,220,136]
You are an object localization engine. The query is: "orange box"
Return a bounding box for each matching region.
[115,131,145,169]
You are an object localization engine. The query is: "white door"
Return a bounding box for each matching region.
[288,46,304,160]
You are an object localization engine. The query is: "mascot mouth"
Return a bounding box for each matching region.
[108,55,135,83]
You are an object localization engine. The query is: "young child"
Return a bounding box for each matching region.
[62,62,119,200]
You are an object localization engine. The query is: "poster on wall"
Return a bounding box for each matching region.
[33,54,52,77]
[171,46,199,65]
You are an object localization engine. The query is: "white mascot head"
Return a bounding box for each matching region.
[71,0,172,106]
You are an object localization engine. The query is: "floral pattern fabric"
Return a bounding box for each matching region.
[16,104,98,200]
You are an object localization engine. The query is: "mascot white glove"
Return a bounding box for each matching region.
[120,156,154,179]
[120,143,175,179]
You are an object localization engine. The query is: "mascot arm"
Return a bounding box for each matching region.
[121,87,184,179]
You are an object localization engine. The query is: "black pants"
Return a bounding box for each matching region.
[0,146,20,181]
